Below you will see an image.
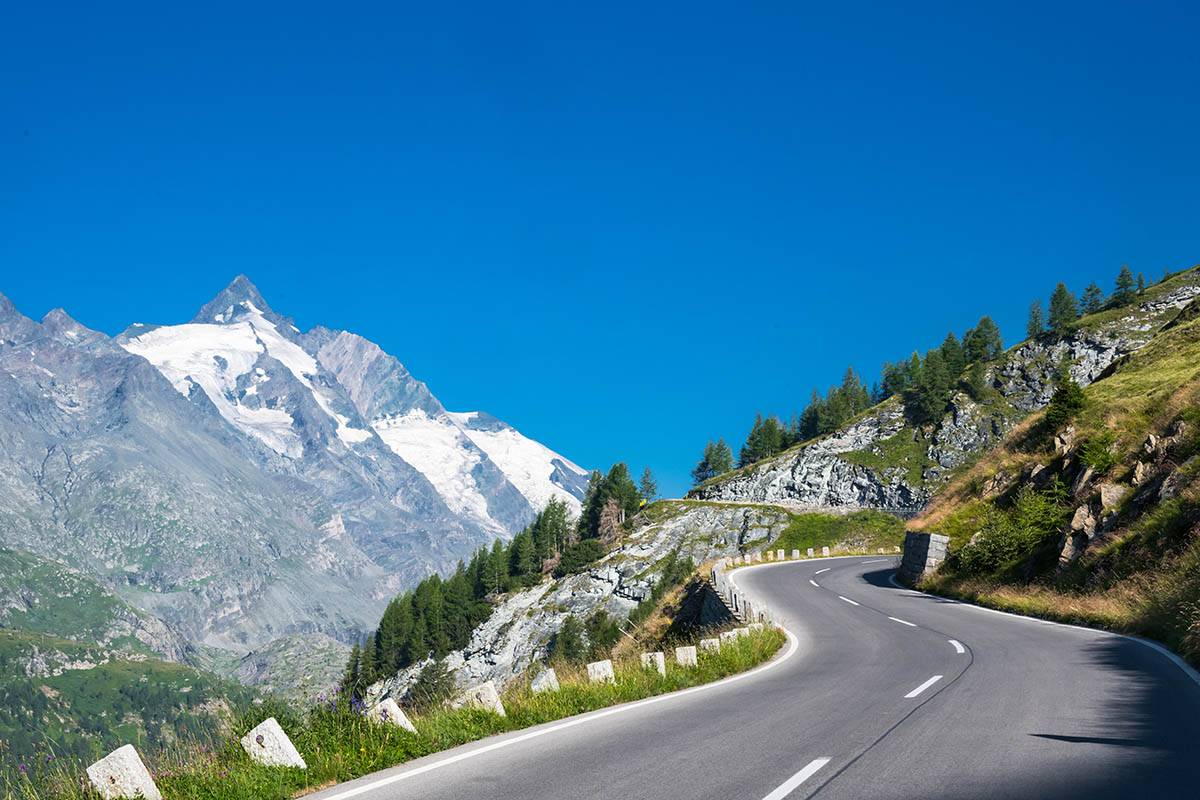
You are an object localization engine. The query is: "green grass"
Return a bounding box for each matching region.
[10,629,785,800]
[769,510,905,554]
[841,428,932,486]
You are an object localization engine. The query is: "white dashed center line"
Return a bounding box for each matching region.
[760,757,832,800]
[838,595,860,606]
[809,579,820,587]
[888,616,917,627]
[815,568,831,575]
[904,675,943,698]
[948,639,965,654]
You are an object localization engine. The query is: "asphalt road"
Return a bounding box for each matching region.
[310,557,1200,800]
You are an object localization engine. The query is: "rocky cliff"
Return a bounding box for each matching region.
[367,501,815,703]
[690,268,1200,513]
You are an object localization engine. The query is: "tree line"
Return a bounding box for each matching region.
[341,463,661,698]
[691,265,1163,485]
[1027,265,1147,337]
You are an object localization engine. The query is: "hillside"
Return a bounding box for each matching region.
[0,276,587,694]
[910,293,1200,664]
[690,266,1200,513]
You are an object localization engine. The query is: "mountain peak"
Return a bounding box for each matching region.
[192,275,276,324]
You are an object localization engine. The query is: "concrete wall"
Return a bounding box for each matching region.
[898,532,949,585]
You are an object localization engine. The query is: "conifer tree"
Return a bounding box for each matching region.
[1048,283,1078,332]
[709,438,733,475]
[940,333,966,378]
[341,642,362,700]
[1026,301,1044,339]
[638,467,658,502]
[1113,266,1136,306]
[1081,283,1104,314]
[485,539,509,594]
[1137,272,1146,295]
[964,316,1003,362]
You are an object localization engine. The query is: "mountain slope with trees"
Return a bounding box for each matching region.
[690,265,1200,513]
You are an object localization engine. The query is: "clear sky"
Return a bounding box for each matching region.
[3,2,1198,497]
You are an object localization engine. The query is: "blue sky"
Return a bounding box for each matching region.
[3,2,1198,497]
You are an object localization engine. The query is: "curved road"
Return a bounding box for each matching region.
[312,557,1200,799]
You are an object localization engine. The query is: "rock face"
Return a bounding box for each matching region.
[367,502,793,703]
[0,276,587,689]
[692,273,1200,512]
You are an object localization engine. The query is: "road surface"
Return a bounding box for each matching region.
[311,557,1200,800]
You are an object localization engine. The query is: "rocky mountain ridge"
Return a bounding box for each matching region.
[690,268,1200,513]
[0,276,586,687]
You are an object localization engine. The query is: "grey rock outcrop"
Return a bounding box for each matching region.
[366,502,794,703]
[692,272,1200,513]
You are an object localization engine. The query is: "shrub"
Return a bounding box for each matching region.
[955,485,1067,574]
[1044,375,1085,431]
[553,539,606,577]
[1079,431,1119,474]
[547,616,586,664]
[407,659,455,711]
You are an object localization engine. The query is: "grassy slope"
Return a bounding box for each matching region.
[913,298,1200,665]
[0,630,253,776]
[16,629,783,800]
[769,510,905,554]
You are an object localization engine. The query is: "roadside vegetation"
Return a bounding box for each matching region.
[9,627,784,800]
[914,289,1200,667]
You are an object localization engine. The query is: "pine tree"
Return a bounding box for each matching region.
[638,467,657,502]
[1137,272,1146,295]
[509,529,539,584]
[964,316,1003,363]
[798,389,823,439]
[940,333,966,378]
[1026,301,1044,339]
[485,539,509,594]
[1048,283,1079,332]
[710,438,733,475]
[341,642,362,700]
[1113,266,1136,306]
[1081,283,1104,315]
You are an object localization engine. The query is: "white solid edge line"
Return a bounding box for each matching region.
[904,674,943,698]
[760,757,832,800]
[888,616,917,627]
[948,639,966,654]
[318,558,828,800]
[887,572,1200,690]
[815,567,831,574]
[838,595,860,606]
[859,558,889,564]
[809,579,820,587]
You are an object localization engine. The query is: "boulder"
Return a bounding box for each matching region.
[699,637,720,652]
[640,651,666,677]
[451,681,507,716]
[1132,460,1151,486]
[675,645,698,666]
[1098,482,1129,511]
[531,669,560,694]
[1072,466,1095,497]
[1070,505,1096,536]
[240,718,307,769]
[86,745,162,800]
[369,698,416,733]
[1054,426,1076,456]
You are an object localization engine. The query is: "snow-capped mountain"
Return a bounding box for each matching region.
[0,276,586,675]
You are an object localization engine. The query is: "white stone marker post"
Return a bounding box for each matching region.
[370,697,417,733]
[531,668,560,694]
[700,637,721,652]
[821,546,830,556]
[807,547,814,557]
[675,645,698,666]
[766,550,774,561]
[792,549,801,559]
[719,630,739,645]
[587,659,616,684]
[640,651,667,677]
[453,681,507,716]
[86,745,162,800]
[241,717,307,769]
